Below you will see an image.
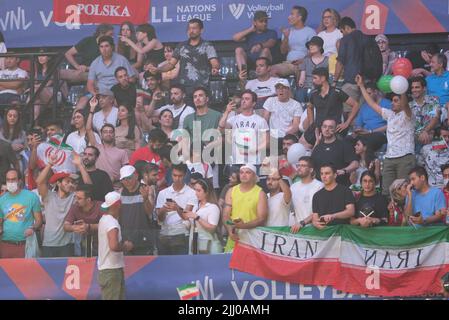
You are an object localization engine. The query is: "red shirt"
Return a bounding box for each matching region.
[129,146,166,180]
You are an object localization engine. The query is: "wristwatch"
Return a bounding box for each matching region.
[299,220,306,227]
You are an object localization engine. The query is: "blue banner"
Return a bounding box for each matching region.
[0,0,448,48]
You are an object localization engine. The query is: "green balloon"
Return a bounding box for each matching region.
[377,75,393,93]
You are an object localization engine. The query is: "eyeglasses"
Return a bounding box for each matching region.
[322,15,333,19]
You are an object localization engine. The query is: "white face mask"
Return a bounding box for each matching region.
[444,179,449,187]
[6,182,18,194]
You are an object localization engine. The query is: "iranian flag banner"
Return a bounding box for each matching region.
[36,134,76,173]
[229,225,449,297]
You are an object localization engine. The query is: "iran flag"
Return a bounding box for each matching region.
[36,134,76,173]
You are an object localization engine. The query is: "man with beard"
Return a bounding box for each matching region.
[300,67,359,149]
[156,84,195,129]
[111,66,136,110]
[290,156,323,232]
[265,168,291,227]
[80,146,113,201]
[87,100,129,185]
[278,134,298,181]
[148,18,220,99]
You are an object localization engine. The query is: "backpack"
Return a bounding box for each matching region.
[360,35,383,82]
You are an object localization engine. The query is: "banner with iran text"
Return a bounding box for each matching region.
[229,226,449,297]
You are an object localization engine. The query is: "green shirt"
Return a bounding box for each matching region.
[183,109,222,145]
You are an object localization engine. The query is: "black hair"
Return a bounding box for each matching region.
[158,145,172,161]
[355,137,376,173]
[116,104,136,140]
[255,56,272,66]
[193,86,210,98]
[170,83,186,94]
[283,134,299,143]
[292,6,308,23]
[44,119,63,129]
[137,23,157,41]
[85,145,100,158]
[0,31,5,43]
[188,18,204,29]
[5,168,22,180]
[76,184,94,201]
[360,170,377,185]
[114,66,127,78]
[441,163,449,174]
[425,43,440,55]
[100,123,115,133]
[94,24,114,38]
[97,35,114,47]
[320,163,337,174]
[240,89,258,103]
[148,128,167,143]
[172,163,188,174]
[409,76,427,88]
[339,16,356,29]
[408,166,429,181]
[435,53,448,70]
[312,67,329,81]
[144,70,162,81]
[365,81,378,91]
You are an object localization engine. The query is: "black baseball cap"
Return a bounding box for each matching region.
[254,11,269,21]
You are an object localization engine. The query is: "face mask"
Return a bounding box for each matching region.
[6,182,18,193]
[444,179,449,187]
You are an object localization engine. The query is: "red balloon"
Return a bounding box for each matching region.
[392,58,413,78]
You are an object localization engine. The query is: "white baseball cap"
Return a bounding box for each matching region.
[274,78,291,88]
[119,165,136,180]
[240,164,257,174]
[101,191,121,210]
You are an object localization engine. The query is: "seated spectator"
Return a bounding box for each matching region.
[441,164,449,206]
[290,156,323,232]
[409,77,440,150]
[350,137,381,190]
[405,166,446,226]
[184,178,223,254]
[61,24,114,84]
[266,168,291,227]
[0,107,26,168]
[375,34,397,75]
[91,89,118,133]
[239,57,280,112]
[408,43,440,76]
[159,45,180,90]
[116,21,140,70]
[350,171,388,227]
[317,8,342,57]
[271,6,315,77]
[418,124,449,188]
[312,163,355,229]
[158,109,175,141]
[64,184,102,257]
[311,118,359,186]
[115,104,141,158]
[111,66,137,111]
[426,53,449,111]
[300,67,359,149]
[66,109,101,154]
[387,179,408,226]
[296,36,328,103]
[223,164,268,252]
[233,10,277,72]
[349,81,390,151]
[0,54,28,106]
[156,84,195,130]
[356,75,415,196]
[262,78,303,141]
[80,146,113,202]
[155,163,197,255]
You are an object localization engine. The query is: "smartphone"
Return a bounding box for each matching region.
[225,219,235,226]
[233,218,242,224]
[241,64,247,72]
[166,198,173,203]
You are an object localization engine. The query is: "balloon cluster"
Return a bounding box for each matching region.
[377,58,412,95]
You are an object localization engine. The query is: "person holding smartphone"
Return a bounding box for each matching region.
[312,163,355,230]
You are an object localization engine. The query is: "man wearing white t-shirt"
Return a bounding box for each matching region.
[266,168,292,226]
[0,55,28,105]
[156,84,194,129]
[262,78,303,140]
[219,89,269,165]
[290,156,323,232]
[98,191,133,300]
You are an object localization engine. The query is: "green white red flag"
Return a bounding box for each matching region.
[36,134,76,173]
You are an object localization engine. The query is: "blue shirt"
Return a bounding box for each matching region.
[282,26,316,61]
[0,189,41,241]
[355,98,392,130]
[426,71,449,105]
[246,29,278,61]
[406,187,446,222]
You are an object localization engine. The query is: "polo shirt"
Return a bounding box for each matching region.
[426,71,449,105]
[310,87,349,126]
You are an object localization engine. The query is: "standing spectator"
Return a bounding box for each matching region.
[350,171,388,227]
[183,179,223,254]
[277,134,298,181]
[317,8,342,57]
[115,104,141,158]
[350,137,381,190]
[312,164,355,229]
[426,54,449,110]
[239,57,280,111]
[223,164,268,252]
[64,184,102,257]
[116,22,140,69]
[262,79,303,140]
[271,6,316,77]
[0,31,6,70]
[98,191,133,300]
[61,24,114,83]
[66,109,101,154]
[155,164,197,255]
[0,168,43,258]
[334,17,365,101]
[266,168,291,227]
[420,124,449,188]
[218,166,240,212]
[81,146,114,202]
[159,45,180,89]
[409,77,440,149]
[0,54,28,105]
[90,89,118,133]
[290,156,323,232]
[375,34,397,75]
[87,100,129,185]
[311,118,359,186]
[405,166,446,226]
[149,19,220,99]
[0,107,26,167]
[356,75,415,195]
[233,11,278,71]
[111,67,137,111]
[296,36,329,103]
[156,84,195,130]
[119,165,155,255]
[387,179,408,226]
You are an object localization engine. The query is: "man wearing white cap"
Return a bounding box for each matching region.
[262,78,303,144]
[118,165,155,255]
[223,164,268,252]
[98,191,133,300]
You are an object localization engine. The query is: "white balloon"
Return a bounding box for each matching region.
[287,143,307,165]
[390,75,409,94]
